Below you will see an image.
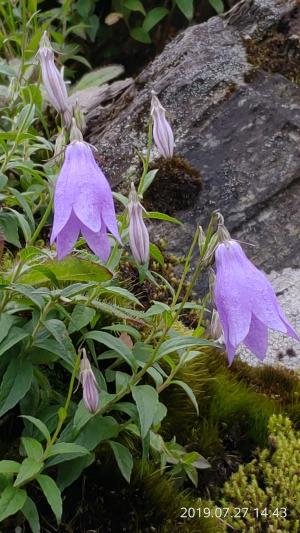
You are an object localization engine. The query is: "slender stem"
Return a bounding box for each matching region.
[0,259,24,312]
[25,299,53,351]
[138,120,153,196]
[43,353,81,459]
[29,194,53,245]
[172,227,200,307]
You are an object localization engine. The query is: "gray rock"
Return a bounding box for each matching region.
[86,0,300,364]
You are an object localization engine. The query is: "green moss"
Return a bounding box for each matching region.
[136,463,225,532]
[219,414,300,532]
[244,20,300,84]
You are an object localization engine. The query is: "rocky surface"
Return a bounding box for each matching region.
[83,0,300,365]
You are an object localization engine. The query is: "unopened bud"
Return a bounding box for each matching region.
[70,118,83,142]
[128,182,150,265]
[150,91,174,159]
[215,212,231,243]
[73,100,86,132]
[198,226,205,250]
[79,348,99,413]
[53,128,66,166]
[38,32,72,127]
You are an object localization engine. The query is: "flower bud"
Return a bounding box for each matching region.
[79,349,99,413]
[38,32,72,127]
[150,91,174,159]
[128,182,150,265]
[73,99,86,132]
[52,128,66,166]
[70,118,83,142]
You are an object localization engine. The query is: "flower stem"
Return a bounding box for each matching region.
[29,194,53,245]
[43,352,81,459]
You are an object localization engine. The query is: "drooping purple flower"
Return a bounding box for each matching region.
[50,140,121,261]
[128,182,149,264]
[38,32,72,127]
[214,239,298,365]
[150,92,174,159]
[80,349,99,413]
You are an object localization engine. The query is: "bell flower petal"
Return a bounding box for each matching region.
[214,239,299,364]
[51,141,121,261]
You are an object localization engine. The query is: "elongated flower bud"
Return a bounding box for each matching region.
[79,349,99,413]
[38,32,72,127]
[150,91,174,159]
[128,183,150,265]
[52,128,66,166]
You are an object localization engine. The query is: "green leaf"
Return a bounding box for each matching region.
[208,0,224,13]
[18,256,113,285]
[8,187,35,229]
[72,65,124,92]
[99,286,143,307]
[0,460,20,474]
[183,463,198,486]
[72,415,119,451]
[68,304,96,334]
[0,359,33,417]
[8,208,32,242]
[124,0,146,14]
[76,0,92,17]
[86,14,100,41]
[0,172,8,190]
[85,331,137,371]
[139,169,158,194]
[36,474,62,524]
[0,486,27,522]
[42,319,76,369]
[57,454,94,492]
[145,211,182,224]
[22,437,44,462]
[143,7,168,32]
[0,313,15,343]
[115,371,131,393]
[176,0,194,20]
[8,284,45,309]
[171,379,199,415]
[84,300,147,325]
[149,243,164,267]
[22,496,41,533]
[156,336,214,359]
[20,415,51,443]
[103,324,141,341]
[109,441,133,483]
[47,442,89,458]
[132,385,159,438]
[0,212,21,247]
[130,27,151,44]
[14,457,43,487]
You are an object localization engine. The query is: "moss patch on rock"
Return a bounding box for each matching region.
[143,156,202,215]
[245,8,300,84]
